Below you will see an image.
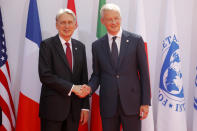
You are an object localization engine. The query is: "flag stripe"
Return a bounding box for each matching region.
[2,111,12,131]
[16,92,40,131]
[25,0,42,46]
[0,68,15,115]
[67,0,77,15]
[5,62,11,80]
[1,64,11,88]
[0,125,7,131]
[0,82,15,125]
[96,0,106,38]
[90,94,102,131]
[0,65,14,114]
[0,97,14,131]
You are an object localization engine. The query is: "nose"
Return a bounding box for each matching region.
[64,23,69,28]
[111,19,116,24]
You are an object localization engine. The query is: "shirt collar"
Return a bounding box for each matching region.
[59,35,72,46]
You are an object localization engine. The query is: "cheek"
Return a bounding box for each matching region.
[107,24,113,28]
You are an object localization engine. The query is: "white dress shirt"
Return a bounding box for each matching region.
[107,27,123,55]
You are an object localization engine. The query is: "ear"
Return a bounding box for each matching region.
[56,22,59,30]
[75,23,78,29]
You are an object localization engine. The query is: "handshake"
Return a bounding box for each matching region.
[72,84,91,98]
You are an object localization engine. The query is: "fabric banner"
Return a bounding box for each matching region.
[133,0,154,131]
[15,0,42,130]
[193,66,197,131]
[0,8,15,131]
[156,0,187,131]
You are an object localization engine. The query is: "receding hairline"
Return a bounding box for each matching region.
[100,3,121,18]
[56,8,76,22]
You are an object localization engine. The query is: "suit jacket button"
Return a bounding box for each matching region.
[116,75,120,79]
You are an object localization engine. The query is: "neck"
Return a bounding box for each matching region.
[108,31,120,36]
[59,34,71,42]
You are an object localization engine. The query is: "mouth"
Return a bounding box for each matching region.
[111,26,118,29]
[63,29,71,33]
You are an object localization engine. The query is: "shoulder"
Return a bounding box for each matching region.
[92,34,108,47]
[71,38,86,49]
[41,35,59,47]
[122,30,142,40]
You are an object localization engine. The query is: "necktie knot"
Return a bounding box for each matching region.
[112,36,117,41]
[65,42,70,47]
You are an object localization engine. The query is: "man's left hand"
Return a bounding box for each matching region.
[140,105,149,120]
[80,110,89,125]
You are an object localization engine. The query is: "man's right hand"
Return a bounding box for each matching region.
[72,85,91,98]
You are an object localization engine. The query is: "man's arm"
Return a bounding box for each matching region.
[88,43,101,94]
[136,36,151,120]
[136,36,151,105]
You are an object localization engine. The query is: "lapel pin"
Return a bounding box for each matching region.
[126,40,129,43]
[75,48,77,50]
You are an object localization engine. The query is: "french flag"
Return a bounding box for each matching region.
[15,0,42,130]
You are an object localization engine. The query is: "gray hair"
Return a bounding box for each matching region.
[100,3,121,18]
[56,8,76,22]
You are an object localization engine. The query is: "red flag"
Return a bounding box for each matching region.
[67,0,88,131]
[0,8,16,131]
[90,94,102,131]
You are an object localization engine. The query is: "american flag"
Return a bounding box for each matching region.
[0,8,15,131]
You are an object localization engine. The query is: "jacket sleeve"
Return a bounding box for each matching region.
[88,42,101,95]
[136,36,151,105]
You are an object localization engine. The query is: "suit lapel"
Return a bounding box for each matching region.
[71,39,78,74]
[53,35,71,72]
[118,31,130,68]
[101,35,114,68]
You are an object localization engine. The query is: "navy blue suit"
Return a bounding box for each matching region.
[89,30,150,131]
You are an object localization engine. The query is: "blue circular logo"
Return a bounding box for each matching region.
[160,37,184,101]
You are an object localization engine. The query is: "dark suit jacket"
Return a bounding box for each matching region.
[39,35,89,121]
[89,30,150,118]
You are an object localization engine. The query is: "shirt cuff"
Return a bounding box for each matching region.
[68,85,74,96]
[81,109,89,111]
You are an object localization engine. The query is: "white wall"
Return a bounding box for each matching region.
[1,0,197,130]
